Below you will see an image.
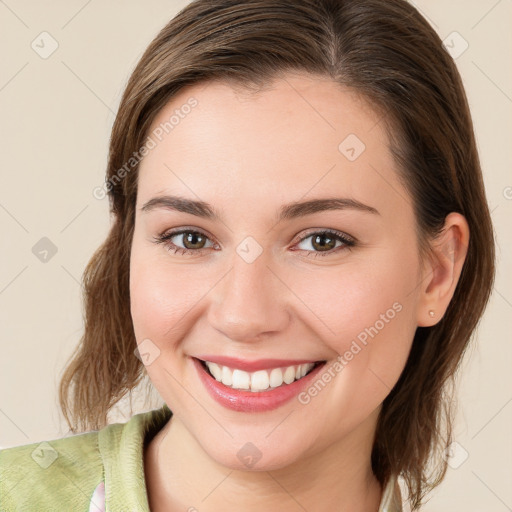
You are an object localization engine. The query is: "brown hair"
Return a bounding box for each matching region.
[59,0,495,507]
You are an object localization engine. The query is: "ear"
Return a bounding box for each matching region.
[416,212,470,327]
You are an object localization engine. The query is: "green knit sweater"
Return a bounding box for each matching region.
[0,404,172,512]
[0,404,402,511]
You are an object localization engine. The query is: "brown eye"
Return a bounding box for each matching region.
[155,228,215,255]
[294,229,355,257]
[182,231,207,249]
[311,233,337,252]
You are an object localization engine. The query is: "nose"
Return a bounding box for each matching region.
[207,250,290,342]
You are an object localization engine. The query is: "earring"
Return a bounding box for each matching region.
[429,310,435,318]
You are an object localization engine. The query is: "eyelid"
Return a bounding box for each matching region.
[290,227,356,246]
[156,226,218,249]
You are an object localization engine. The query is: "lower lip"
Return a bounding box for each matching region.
[193,357,326,413]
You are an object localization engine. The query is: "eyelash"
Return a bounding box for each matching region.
[153,227,356,258]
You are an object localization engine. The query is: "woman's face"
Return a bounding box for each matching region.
[130,73,424,470]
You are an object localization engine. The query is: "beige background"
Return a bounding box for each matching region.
[0,1,510,510]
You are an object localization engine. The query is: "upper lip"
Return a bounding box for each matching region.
[195,355,323,372]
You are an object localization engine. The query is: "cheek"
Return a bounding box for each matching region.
[288,247,419,381]
[129,247,209,400]
[129,243,213,346]
[288,252,419,435]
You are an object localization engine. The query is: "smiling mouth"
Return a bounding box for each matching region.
[197,358,325,393]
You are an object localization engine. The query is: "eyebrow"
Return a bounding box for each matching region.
[140,195,380,221]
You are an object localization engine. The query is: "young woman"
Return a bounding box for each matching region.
[0,0,495,510]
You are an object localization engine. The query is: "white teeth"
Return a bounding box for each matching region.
[204,361,315,392]
[283,366,296,384]
[221,366,232,386]
[251,370,270,391]
[208,362,222,381]
[232,369,250,389]
[269,368,283,388]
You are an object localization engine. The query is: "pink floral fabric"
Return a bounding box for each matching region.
[88,481,105,512]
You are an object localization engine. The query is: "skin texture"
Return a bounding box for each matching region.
[130,72,469,511]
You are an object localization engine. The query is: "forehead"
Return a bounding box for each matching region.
[137,73,412,219]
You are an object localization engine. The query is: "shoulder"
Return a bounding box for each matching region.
[0,404,173,511]
[0,429,104,511]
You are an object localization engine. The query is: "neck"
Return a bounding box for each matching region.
[144,410,382,512]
